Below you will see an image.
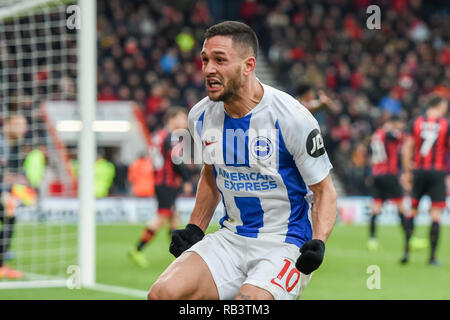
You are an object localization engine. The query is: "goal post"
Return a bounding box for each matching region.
[77,0,96,289]
[0,0,96,289]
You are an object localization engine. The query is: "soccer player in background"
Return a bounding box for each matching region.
[295,84,341,115]
[129,107,192,268]
[401,95,449,265]
[367,116,406,251]
[148,21,337,300]
[0,114,28,279]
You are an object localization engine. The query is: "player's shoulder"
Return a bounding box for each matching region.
[152,128,167,145]
[414,114,426,122]
[188,96,214,122]
[157,127,168,137]
[266,84,318,129]
[374,127,384,135]
[410,114,427,131]
[266,84,298,107]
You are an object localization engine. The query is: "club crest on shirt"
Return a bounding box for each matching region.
[251,136,273,160]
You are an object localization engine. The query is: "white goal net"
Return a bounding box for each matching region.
[0,0,82,288]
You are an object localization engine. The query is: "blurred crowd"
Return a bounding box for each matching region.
[5,0,448,198]
[95,0,449,196]
[239,0,450,195]
[96,0,213,133]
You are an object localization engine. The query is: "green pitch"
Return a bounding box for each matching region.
[0,223,449,300]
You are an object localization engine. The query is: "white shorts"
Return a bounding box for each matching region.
[186,228,312,300]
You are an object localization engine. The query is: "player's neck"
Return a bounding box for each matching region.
[165,123,175,133]
[223,77,264,118]
[426,109,441,119]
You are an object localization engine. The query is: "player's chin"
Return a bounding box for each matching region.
[207,89,225,102]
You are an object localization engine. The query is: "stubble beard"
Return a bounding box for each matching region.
[208,68,242,103]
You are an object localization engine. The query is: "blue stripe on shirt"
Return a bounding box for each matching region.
[223,113,251,167]
[275,120,312,248]
[212,165,229,228]
[234,196,264,238]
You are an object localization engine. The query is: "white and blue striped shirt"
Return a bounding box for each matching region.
[188,83,333,248]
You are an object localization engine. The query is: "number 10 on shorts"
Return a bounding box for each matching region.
[271,259,301,293]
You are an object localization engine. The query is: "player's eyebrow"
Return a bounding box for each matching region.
[200,49,228,57]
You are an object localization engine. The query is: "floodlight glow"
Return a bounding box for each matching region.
[56,120,82,132]
[93,120,131,132]
[56,120,131,133]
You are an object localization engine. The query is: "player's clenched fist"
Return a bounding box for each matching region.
[295,239,325,275]
[169,224,204,258]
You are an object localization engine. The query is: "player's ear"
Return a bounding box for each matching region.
[243,56,256,75]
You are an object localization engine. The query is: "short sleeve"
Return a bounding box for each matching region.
[188,99,208,164]
[279,105,333,186]
[386,128,402,142]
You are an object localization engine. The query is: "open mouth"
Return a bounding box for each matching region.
[206,78,222,91]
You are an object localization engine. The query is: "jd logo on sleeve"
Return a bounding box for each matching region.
[306,129,325,158]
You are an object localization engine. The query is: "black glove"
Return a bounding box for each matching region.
[295,239,325,275]
[169,224,204,258]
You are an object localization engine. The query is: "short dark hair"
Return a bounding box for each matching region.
[389,115,401,122]
[205,21,259,59]
[428,95,446,109]
[165,106,187,123]
[295,84,313,97]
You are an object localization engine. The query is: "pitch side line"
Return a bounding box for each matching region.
[0,281,148,299]
[88,283,148,299]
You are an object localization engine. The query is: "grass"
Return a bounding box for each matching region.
[302,224,450,299]
[0,223,448,300]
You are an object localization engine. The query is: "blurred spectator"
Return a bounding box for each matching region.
[331,115,353,144]
[23,148,46,189]
[160,49,179,74]
[176,30,195,53]
[349,142,370,195]
[379,88,403,115]
[94,150,115,198]
[98,85,119,101]
[128,153,154,197]
[111,151,129,196]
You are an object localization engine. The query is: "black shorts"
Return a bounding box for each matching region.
[411,169,446,208]
[371,174,403,202]
[155,185,181,216]
[0,202,4,221]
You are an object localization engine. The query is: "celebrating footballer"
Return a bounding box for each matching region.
[148,21,337,301]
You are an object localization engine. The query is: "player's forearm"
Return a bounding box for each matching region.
[188,165,221,232]
[402,138,414,172]
[309,175,337,243]
[306,100,327,114]
[189,193,219,232]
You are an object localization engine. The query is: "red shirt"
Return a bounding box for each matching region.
[408,115,449,171]
[151,129,180,188]
[371,127,403,176]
